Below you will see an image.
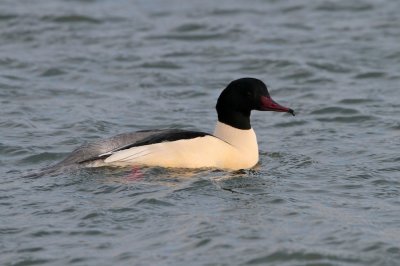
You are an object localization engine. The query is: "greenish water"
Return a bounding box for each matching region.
[1,0,400,265]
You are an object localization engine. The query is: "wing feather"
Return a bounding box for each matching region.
[54,129,209,166]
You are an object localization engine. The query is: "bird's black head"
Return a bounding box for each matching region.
[216,78,294,130]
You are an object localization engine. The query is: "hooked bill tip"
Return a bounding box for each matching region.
[288,109,295,116]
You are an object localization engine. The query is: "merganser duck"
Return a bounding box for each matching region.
[50,77,294,171]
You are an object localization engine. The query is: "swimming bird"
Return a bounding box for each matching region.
[49,77,294,172]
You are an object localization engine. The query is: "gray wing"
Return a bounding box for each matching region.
[25,129,210,177]
[54,129,210,166]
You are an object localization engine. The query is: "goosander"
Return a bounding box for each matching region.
[51,77,294,171]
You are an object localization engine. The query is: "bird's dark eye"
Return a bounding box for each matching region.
[245,91,253,98]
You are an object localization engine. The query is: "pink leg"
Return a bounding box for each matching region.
[124,166,144,181]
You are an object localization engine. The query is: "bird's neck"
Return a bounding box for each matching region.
[213,121,258,153]
[217,109,251,130]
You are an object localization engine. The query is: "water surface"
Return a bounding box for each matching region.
[1,0,400,265]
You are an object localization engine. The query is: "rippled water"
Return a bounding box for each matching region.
[1,0,400,265]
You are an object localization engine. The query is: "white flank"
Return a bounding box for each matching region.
[104,122,259,170]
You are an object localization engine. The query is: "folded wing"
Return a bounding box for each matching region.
[55,129,210,166]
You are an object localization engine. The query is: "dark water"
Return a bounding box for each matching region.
[1,0,400,265]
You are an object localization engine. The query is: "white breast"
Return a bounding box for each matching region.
[104,122,259,170]
[213,121,259,167]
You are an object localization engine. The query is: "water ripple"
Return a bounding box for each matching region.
[42,15,102,24]
[246,250,361,265]
[1,0,400,265]
[316,115,375,123]
[311,106,359,115]
[354,71,386,79]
